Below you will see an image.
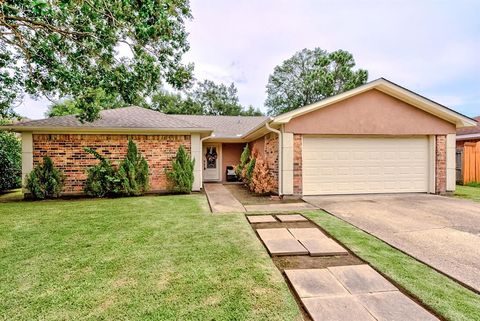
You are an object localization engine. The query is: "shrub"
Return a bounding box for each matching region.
[84,139,150,197]
[242,157,256,185]
[466,181,480,188]
[249,158,275,194]
[25,156,65,199]
[115,140,149,196]
[0,130,21,191]
[235,144,250,178]
[84,148,117,197]
[166,145,195,193]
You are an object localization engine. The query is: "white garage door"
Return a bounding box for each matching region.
[302,136,430,195]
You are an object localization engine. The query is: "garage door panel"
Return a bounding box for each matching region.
[302,137,429,195]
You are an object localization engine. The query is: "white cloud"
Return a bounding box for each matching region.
[16,0,480,118]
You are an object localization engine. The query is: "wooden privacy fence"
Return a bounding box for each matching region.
[462,142,480,184]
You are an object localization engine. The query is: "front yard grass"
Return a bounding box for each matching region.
[305,210,480,321]
[0,195,300,321]
[455,185,480,203]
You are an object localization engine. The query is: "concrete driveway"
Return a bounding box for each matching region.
[303,193,480,292]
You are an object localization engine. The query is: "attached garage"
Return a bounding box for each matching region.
[271,78,477,196]
[302,136,432,195]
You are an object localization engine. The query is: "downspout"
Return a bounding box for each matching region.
[265,122,283,196]
[199,134,215,189]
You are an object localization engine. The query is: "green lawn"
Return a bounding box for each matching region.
[455,185,480,203]
[0,195,300,321]
[305,211,480,321]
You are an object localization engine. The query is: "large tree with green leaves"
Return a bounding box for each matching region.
[265,48,368,115]
[149,90,203,115]
[191,80,263,116]
[47,80,264,116]
[0,0,194,121]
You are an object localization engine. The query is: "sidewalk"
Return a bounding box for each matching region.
[204,183,245,213]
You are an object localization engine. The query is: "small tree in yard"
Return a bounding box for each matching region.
[25,157,65,199]
[249,158,276,194]
[235,144,250,178]
[84,148,117,197]
[84,139,149,197]
[166,145,195,193]
[116,140,149,196]
[241,148,257,184]
[0,130,21,191]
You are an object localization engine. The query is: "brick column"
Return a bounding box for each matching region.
[435,135,447,194]
[293,134,302,195]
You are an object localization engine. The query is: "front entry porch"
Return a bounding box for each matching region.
[202,142,245,184]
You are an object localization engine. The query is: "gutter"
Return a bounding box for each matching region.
[0,126,214,134]
[456,133,480,141]
[265,121,283,196]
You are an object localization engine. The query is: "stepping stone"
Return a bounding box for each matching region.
[276,214,308,222]
[357,291,439,321]
[257,228,293,240]
[288,228,329,239]
[302,296,376,321]
[288,228,348,256]
[328,265,397,294]
[246,215,277,223]
[284,269,348,298]
[256,228,308,256]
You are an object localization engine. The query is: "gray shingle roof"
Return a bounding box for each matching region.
[3,106,269,137]
[8,106,205,130]
[169,114,269,138]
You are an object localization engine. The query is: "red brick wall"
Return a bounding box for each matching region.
[435,135,446,194]
[32,134,191,194]
[293,134,302,195]
[265,133,279,192]
[249,133,279,193]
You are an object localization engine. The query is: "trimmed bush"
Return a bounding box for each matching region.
[250,157,275,194]
[235,144,250,178]
[25,156,65,199]
[0,130,21,191]
[166,145,194,193]
[115,140,149,196]
[84,139,150,197]
[84,148,117,197]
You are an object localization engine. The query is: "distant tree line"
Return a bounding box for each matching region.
[47,79,263,118]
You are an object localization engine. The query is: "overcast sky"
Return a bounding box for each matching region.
[16,0,480,119]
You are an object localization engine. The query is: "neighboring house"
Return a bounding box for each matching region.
[3,78,476,196]
[456,116,480,148]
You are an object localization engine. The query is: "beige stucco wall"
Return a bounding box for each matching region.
[285,89,456,135]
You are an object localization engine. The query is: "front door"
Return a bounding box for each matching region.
[203,144,220,181]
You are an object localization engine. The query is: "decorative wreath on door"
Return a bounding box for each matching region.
[205,147,218,168]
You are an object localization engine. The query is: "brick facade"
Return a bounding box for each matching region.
[435,135,447,194]
[293,134,302,195]
[264,133,279,192]
[250,132,279,193]
[32,134,190,194]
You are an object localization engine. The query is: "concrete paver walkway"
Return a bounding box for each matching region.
[256,227,347,257]
[276,214,308,222]
[244,202,317,212]
[247,215,277,223]
[257,228,308,256]
[286,265,438,321]
[304,194,480,292]
[204,183,245,213]
[289,228,348,256]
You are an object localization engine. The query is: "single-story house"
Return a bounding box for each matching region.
[3,78,477,196]
[456,115,480,148]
